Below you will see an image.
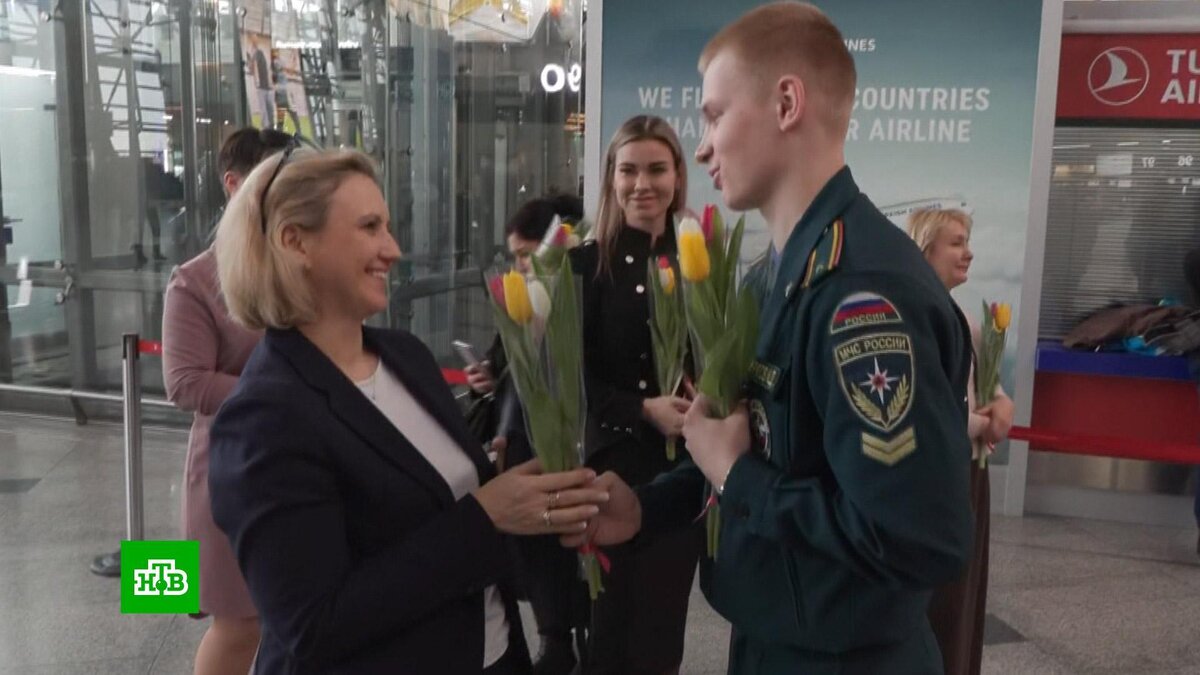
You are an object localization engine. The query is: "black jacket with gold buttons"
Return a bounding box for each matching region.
[570,224,683,484]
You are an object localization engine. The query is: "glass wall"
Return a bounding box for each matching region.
[0,0,584,407]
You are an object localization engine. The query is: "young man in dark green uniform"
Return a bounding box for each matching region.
[564,3,974,673]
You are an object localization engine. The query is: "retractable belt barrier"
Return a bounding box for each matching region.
[441,368,468,386]
[1010,425,1200,465]
[121,333,162,541]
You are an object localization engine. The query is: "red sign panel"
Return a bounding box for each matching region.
[1058,33,1200,121]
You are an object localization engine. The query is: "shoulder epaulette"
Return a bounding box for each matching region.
[800,218,844,289]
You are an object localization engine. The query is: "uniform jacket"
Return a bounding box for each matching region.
[640,167,974,674]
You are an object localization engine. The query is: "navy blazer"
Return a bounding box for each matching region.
[209,326,530,674]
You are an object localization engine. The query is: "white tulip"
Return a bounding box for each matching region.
[527,278,552,320]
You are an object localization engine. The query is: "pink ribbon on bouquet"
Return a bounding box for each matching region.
[577,543,612,574]
[694,493,718,524]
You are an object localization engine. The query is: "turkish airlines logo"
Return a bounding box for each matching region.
[1088,47,1150,106]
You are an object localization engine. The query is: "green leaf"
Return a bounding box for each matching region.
[550,258,585,462]
[492,258,586,473]
[734,286,760,370]
[683,279,713,374]
[697,329,739,418]
[709,208,728,309]
[724,217,747,327]
[647,259,685,397]
[706,501,721,558]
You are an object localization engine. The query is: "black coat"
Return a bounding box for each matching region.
[571,225,684,485]
[209,326,529,674]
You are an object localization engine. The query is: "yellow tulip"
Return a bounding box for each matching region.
[994,303,1012,331]
[659,265,676,295]
[503,271,533,324]
[678,219,710,282]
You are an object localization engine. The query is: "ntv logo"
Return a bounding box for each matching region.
[133,559,189,596]
[121,540,199,613]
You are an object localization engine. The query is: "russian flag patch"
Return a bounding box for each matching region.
[831,292,903,334]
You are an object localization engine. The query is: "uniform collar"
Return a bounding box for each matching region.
[773,165,859,295]
[755,166,859,358]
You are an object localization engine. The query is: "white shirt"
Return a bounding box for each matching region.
[357,360,509,668]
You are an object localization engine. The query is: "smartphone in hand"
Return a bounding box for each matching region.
[453,340,481,367]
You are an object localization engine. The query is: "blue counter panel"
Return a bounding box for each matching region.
[1035,341,1193,382]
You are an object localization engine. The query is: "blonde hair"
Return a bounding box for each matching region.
[215,148,379,330]
[906,208,973,255]
[699,1,856,137]
[594,115,688,275]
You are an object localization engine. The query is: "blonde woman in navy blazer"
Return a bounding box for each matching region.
[208,146,609,674]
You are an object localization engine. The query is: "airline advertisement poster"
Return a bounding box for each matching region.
[594,0,1046,438]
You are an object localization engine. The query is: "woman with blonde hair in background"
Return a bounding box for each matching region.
[908,207,1014,675]
[207,146,609,674]
[570,115,701,675]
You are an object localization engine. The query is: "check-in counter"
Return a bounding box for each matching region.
[1026,342,1199,519]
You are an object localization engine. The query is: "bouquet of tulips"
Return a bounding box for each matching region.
[533,215,584,272]
[677,204,760,557]
[647,255,687,461]
[975,300,1012,468]
[487,255,607,598]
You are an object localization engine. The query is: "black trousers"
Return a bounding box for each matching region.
[928,461,990,675]
[513,532,589,643]
[484,648,533,675]
[583,435,702,675]
[585,524,702,675]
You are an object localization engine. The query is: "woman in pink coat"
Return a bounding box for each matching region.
[162,128,291,675]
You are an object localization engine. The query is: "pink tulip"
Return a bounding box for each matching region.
[488,275,506,311]
[701,204,716,242]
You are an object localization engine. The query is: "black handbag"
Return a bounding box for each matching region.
[463,390,498,445]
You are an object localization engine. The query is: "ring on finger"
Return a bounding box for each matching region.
[541,509,553,528]
[549,491,561,509]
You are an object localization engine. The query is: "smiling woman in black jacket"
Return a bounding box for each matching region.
[570,115,702,675]
[207,147,608,674]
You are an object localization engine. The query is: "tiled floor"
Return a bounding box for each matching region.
[1,412,1199,674]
